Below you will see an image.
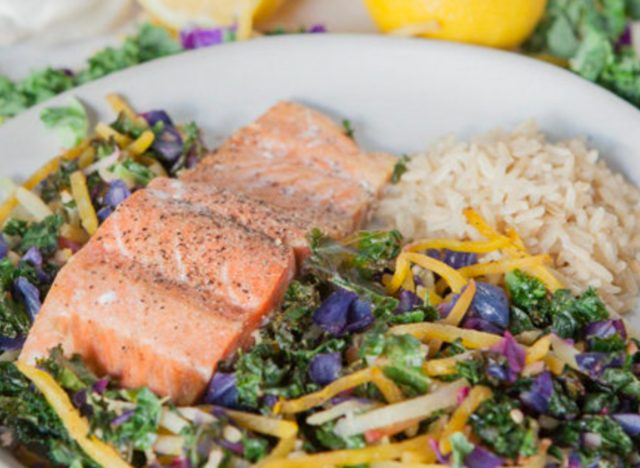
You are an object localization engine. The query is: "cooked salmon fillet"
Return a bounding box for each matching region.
[20,101,394,405]
[20,249,248,404]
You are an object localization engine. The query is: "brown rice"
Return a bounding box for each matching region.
[373,121,640,313]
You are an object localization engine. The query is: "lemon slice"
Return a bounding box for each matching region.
[137,0,284,38]
[364,0,547,49]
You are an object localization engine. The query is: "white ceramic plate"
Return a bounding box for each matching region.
[1,34,640,466]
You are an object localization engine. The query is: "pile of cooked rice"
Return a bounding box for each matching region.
[374,121,640,313]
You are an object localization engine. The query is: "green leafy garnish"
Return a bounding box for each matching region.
[40,98,88,148]
[391,155,410,184]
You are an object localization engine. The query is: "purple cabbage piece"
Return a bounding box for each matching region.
[104,180,131,208]
[612,414,640,436]
[464,446,503,468]
[486,362,510,381]
[0,335,26,352]
[344,299,374,333]
[97,206,113,223]
[575,352,623,379]
[13,277,41,320]
[427,248,478,269]
[0,236,9,260]
[308,24,327,33]
[21,246,42,268]
[152,124,184,164]
[568,451,582,468]
[168,457,192,468]
[180,27,226,49]
[395,288,423,314]
[93,378,109,394]
[491,331,526,379]
[141,110,173,127]
[437,293,459,319]
[308,352,342,386]
[262,394,278,409]
[218,438,244,455]
[428,438,449,465]
[585,319,627,345]
[313,289,358,336]
[462,317,504,335]
[204,372,238,408]
[111,410,135,428]
[72,389,87,409]
[471,282,509,329]
[616,23,632,48]
[520,371,554,413]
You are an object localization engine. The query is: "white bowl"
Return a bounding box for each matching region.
[1,34,639,466]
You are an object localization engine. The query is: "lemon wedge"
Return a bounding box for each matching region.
[137,0,285,38]
[364,0,547,49]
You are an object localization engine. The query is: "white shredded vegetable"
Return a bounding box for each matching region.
[14,187,53,221]
[159,408,190,434]
[333,380,467,437]
[177,407,217,425]
[153,435,184,456]
[550,334,580,371]
[0,177,17,202]
[306,400,380,426]
[83,149,120,176]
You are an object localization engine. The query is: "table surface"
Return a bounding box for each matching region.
[0,0,377,80]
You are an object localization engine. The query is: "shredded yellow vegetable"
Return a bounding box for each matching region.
[60,223,90,244]
[457,255,551,278]
[219,409,299,465]
[139,155,168,177]
[422,352,476,377]
[69,171,99,235]
[77,147,96,170]
[388,253,467,295]
[463,208,563,291]
[16,362,131,468]
[403,238,510,254]
[261,434,436,468]
[442,280,476,326]
[127,130,155,156]
[277,368,375,414]
[0,142,88,225]
[439,386,492,454]
[525,335,551,365]
[95,122,132,147]
[372,368,405,403]
[544,354,566,375]
[390,322,503,349]
[106,94,138,119]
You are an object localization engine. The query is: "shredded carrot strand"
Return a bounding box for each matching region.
[403,238,510,253]
[442,280,476,327]
[439,386,493,454]
[457,255,551,278]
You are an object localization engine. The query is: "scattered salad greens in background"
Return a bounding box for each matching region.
[525,0,640,106]
[4,2,640,127]
[0,24,180,124]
